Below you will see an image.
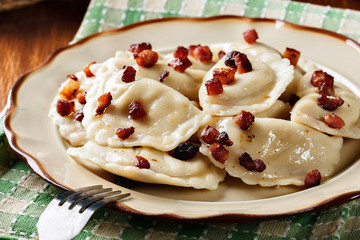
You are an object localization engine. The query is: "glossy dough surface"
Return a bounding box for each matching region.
[200,118,343,186]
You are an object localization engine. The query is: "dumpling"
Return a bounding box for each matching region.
[291,69,360,139]
[199,117,343,186]
[82,78,210,151]
[199,42,294,116]
[67,141,226,190]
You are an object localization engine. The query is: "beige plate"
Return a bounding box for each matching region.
[4,16,360,221]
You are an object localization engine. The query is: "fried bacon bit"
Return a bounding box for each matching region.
[67,74,78,81]
[116,126,135,140]
[200,125,220,144]
[59,79,80,100]
[318,82,335,96]
[323,113,345,129]
[159,70,169,82]
[168,142,199,160]
[234,53,252,74]
[218,50,226,59]
[173,46,189,59]
[205,78,223,96]
[210,143,228,164]
[56,99,75,117]
[234,110,255,130]
[304,169,321,188]
[283,47,300,66]
[135,156,150,169]
[168,46,192,73]
[95,92,112,116]
[289,93,300,107]
[239,152,266,172]
[216,132,233,146]
[83,62,96,77]
[135,49,159,68]
[168,58,192,73]
[129,42,152,57]
[224,51,241,69]
[317,94,344,111]
[189,45,213,63]
[128,100,147,120]
[243,29,258,44]
[212,68,235,85]
[74,109,84,122]
[311,70,334,88]
[200,125,233,146]
[76,92,87,104]
[122,66,136,83]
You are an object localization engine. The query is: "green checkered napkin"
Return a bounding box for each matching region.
[1,0,360,239]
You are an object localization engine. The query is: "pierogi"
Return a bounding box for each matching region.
[199,118,343,186]
[49,36,360,190]
[199,42,294,115]
[67,141,226,190]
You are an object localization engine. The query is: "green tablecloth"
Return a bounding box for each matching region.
[1,0,360,239]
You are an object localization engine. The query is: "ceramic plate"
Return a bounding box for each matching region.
[4,16,360,221]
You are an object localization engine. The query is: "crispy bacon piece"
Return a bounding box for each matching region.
[116,126,135,140]
[128,100,147,120]
[205,78,223,96]
[200,125,220,144]
[129,42,152,57]
[210,143,228,164]
[318,83,335,96]
[135,156,150,169]
[168,58,192,73]
[74,109,84,122]
[243,29,258,44]
[76,92,87,104]
[159,70,169,82]
[189,45,213,63]
[135,49,158,68]
[173,46,189,59]
[283,47,300,66]
[122,66,136,83]
[59,79,80,100]
[234,110,255,130]
[212,68,235,85]
[323,113,345,129]
[304,169,321,188]
[216,132,233,146]
[239,152,266,172]
[83,62,96,77]
[224,51,241,69]
[218,50,226,59]
[67,74,78,80]
[311,70,334,88]
[96,92,112,116]
[200,125,233,146]
[317,94,344,111]
[168,142,199,160]
[56,99,75,117]
[234,53,252,74]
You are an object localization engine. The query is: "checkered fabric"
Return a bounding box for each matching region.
[1,0,360,239]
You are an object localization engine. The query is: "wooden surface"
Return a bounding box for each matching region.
[1,0,360,110]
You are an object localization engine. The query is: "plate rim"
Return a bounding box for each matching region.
[3,15,360,221]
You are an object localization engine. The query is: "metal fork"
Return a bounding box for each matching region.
[37,185,130,240]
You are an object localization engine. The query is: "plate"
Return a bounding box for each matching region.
[4,16,360,221]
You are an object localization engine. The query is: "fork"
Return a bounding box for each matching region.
[37,185,130,240]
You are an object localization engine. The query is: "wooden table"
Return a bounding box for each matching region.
[1,0,360,110]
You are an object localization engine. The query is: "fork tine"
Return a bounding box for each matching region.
[57,185,103,205]
[68,188,113,209]
[77,191,131,213]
